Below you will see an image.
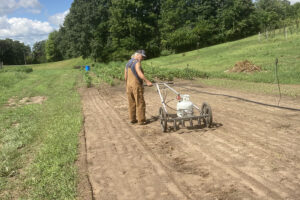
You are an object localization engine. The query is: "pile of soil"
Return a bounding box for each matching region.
[228,60,261,73]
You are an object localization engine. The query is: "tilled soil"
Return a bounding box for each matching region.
[80,81,300,200]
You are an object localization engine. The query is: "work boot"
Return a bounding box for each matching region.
[138,120,148,125]
[130,120,138,124]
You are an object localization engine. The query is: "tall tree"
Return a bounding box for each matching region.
[32,40,47,64]
[46,31,63,62]
[108,0,160,60]
[63,0,103,58]
[90,0,111,62]
[159,0,191,50]
[0,39,31,65]
[44,0,294,62]
[218,0,259,41]
[255,0,291,31]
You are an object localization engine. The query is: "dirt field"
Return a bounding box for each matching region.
[80,81,300,200]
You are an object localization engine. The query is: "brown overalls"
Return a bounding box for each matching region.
[126,60,146,123]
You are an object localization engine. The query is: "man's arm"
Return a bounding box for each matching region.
[135,62,152,86]
[124,67,127,82]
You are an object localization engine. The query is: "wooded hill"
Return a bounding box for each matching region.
[46,0,299,62]
[2,0,300,64]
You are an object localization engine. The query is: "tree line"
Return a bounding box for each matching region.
[0,39,47,65]
[0,39,31,65]
[45,0,299,62]
[1,0,300,65]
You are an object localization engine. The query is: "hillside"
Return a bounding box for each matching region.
[145,32,300,84]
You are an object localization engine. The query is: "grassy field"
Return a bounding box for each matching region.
[0,58,88,199]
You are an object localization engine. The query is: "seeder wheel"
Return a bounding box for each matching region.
[159,107,167,132]
[201,102,213,128]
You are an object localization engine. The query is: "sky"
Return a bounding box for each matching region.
[0,0,73,47]
[1,0,300,48]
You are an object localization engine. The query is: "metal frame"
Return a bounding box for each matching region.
[155,82,213,131]
[155,82,202,114]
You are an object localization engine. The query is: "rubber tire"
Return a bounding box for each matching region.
[201,102,213,128]
[173,120,178,131]
[159,107,167,132]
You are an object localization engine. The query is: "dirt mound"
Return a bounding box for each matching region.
[228,60,261,73]
[6,96,47,107]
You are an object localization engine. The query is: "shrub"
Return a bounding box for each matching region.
[160,50,174,57]
[84,72,92,88]
[0,66,33,73]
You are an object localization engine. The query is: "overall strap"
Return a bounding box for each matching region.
[126,59,142,84]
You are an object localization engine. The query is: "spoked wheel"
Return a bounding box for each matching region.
[159,107,167,132]
[201,102,213,128]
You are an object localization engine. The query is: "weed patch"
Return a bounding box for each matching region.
[92,61,208,85]
[0,66,33,73]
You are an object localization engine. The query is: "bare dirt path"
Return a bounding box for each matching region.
[80,81,300,200]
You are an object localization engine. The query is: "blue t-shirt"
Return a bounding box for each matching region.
[126,58,143,84]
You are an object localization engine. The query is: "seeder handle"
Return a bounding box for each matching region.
[155,82,174,85]
[143,82,174,87]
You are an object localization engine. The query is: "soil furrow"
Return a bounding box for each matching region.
[80,82,300,200]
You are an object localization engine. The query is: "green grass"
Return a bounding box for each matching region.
[198,78,300,97]
[0,58,85,199]
[90,31,299,96]
[144,32,300,84]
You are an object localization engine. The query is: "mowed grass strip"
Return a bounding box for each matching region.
[0,60,83,199]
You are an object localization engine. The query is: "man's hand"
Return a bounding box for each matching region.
[146,80,153,87]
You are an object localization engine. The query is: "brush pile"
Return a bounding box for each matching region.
[228,60,261,73]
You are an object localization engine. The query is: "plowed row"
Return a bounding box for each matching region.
[80,81,300,200]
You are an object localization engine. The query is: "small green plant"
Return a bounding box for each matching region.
[84,72,92,88]
[91,61,209,84]
[160,49,174,56]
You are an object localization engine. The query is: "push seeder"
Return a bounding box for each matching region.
[155,83,213,132]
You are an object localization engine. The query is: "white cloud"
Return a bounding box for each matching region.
[18,0,40,8]
[0,16,53,46]
[0,0,42,16]
[0,0,17,16]
[290,0,300,4]
[48,10,69,28]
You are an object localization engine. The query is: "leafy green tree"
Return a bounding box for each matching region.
[255,0,291,31]
[43,0,294,62]
[32,40,47,63]
[90,0,111,62]
[159,0,191,50]
[46,31,63,62]
[0,39,31,65]
[108,0,160,60]
[291,3,300,29]
[63,0,104,58]
[218,0,259,41]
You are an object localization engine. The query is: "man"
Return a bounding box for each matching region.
[125,50,152,125]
